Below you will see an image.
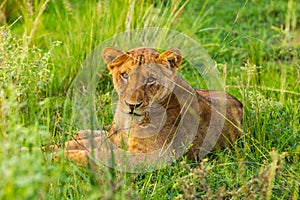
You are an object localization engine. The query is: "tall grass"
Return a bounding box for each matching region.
[0,0,299,199]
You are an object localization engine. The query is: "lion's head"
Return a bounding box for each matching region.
[102,47,182,116]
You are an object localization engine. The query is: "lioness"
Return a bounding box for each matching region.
[57,47,243,165]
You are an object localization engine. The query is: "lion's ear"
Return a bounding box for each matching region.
[159,49,182,69]
[102,47,128,71]
[102,47,125,65]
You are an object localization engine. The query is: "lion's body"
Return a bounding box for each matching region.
[59,47,243,163]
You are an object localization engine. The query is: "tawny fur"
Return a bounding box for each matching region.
[56,47,243,163]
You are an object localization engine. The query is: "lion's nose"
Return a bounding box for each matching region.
[124,100,143,111]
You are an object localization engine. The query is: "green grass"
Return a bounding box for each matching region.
[0,0,299,199]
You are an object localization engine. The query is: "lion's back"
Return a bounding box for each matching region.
[186,89,243,159]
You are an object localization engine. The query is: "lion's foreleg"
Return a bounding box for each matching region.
[52,130,105,163]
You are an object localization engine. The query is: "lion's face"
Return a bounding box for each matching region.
[102,47,182,116]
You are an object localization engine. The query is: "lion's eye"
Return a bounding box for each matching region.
[121,73,129,80]
[146,77,156,84]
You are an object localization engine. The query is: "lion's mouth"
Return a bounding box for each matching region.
[128,111,142,116]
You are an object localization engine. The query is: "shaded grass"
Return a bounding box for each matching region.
[0,0,299,199]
